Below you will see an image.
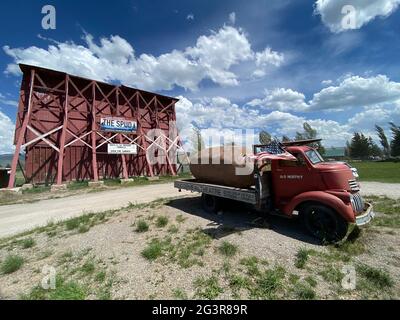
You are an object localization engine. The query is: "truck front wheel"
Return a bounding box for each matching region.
[201,194,220,214]
[302,204,348,243]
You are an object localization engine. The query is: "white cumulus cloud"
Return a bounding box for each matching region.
[3,26,284,92]
[247,88,308,112]
[315,0,400,33]
[309,74,400,110]
[0,111,15,154]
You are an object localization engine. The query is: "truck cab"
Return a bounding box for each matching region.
[267,145,373,241]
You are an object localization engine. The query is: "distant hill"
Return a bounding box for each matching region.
[0,154,25,168]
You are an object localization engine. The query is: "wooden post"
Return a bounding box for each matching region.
[56,74,69,185]
[91,82,99,182]
[8,69,35,188]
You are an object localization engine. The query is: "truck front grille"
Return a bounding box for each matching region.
[351,193,365,214]
[349,179,360,192]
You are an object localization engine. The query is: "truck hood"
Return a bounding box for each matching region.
[314,162,357,191]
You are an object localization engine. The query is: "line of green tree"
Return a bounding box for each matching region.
[260,122,326,154]
[347,123,400,159]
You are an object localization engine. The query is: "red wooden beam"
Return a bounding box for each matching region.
[56,74,69,185]
[91,81,99,182]
[8,69,35,188]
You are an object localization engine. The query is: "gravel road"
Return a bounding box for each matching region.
[360,181,400,199]
[0,181,398,239]
[0,184,192,238]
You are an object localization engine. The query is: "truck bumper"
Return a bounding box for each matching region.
[355,202,374,226]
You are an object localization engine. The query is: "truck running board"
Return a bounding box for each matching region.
[174,179,257,205]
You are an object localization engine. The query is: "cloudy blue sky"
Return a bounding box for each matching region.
[1,0,400,153]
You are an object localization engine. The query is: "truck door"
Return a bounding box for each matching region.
[272,153,316,207]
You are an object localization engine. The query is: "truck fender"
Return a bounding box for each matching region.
[283,191,355,223]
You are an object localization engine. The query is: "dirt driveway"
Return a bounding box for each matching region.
[0,184,192,238]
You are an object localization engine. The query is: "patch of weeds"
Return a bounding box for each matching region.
[21,276,87,300]
[194,276,223,300]
[293,282,316,300]
[289,274,300,285]
[176,214,187,223]
[356,264,394,291]
[1,255,24,274]
[218,241,238,258]
[332,227,366,257]
[295,248,311,269]
[135,219,149,233]
[155,216,169,228]
[240,256,260,277]
[81,261,95,274]
[21,237,35,249]
[65,214,91,231]
[97,273,116,300]
[304,276,318,288]
[250,266,286,299]
[78,225,90,234]
[95,271,107,282]
[318,265,342,284]
[141,238,171,261]
[222,261,231,274]
[169,231,212,268]
[172,288,188,300]
[229,274,250,291]
[367,196,400,228]
[168,225,179,234]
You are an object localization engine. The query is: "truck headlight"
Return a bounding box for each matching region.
[351,167,359,179]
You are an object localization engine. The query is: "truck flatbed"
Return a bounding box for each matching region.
[174,179,257,205]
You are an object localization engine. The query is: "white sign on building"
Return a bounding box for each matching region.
[107,144,138,155]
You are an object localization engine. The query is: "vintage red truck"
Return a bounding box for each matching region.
[175,141,374,242]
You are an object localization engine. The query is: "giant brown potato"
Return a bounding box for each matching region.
[189,146,255,188]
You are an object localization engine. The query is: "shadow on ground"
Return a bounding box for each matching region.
[167,196,320,245]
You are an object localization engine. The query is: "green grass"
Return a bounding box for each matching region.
[240,256,260,276]
[67,181,89,190]
[172,288,188,300]
[141,239,167,260]
[170,231,211,268]
[357,264,394,291]
[95,271,107,282]
[317,265,342,286]
[293,282,316,300]
[250,266,286,299]
[21,237,35,249]
[65,215,92,231]
[155,216,169,228]
[135,219,149,233]
[365,196,400,228]
[1,255,24,274]
[295,248,311,269]
[21,276,87,300]
[81,261,95,274]
[350,161,400,183]
[218,241,238,257]
[194,276,223,299]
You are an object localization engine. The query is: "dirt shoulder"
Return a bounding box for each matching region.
[0,196,398,300]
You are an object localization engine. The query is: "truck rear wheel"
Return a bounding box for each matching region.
[201,194,220,214]
[302,204,348,243]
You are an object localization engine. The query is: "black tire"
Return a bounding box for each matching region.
[201,194,220,213]
[302,204,348,243]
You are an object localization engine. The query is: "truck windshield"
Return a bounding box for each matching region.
[305,150,324,164]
